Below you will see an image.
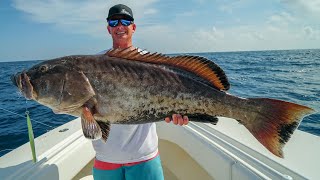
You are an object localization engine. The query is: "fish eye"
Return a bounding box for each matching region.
[39,65,48,73]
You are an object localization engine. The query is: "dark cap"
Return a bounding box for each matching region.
[107,4,134,21]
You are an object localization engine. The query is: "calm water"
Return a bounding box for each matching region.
[0,49,319,157]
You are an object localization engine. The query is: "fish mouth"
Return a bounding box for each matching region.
[12,72,35,100]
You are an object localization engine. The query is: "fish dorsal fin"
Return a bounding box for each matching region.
[107,47,230,91]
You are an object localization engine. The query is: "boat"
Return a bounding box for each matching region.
[0,117,319,180]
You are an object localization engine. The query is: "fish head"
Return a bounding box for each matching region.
[12,57,95,113]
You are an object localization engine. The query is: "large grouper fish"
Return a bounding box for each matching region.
[11,47,314,158]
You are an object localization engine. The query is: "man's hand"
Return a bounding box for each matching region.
[165,114,189,126]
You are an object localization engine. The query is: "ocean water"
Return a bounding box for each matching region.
[0,49,319,157]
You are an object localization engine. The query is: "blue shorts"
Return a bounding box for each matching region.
[92,155,164,180]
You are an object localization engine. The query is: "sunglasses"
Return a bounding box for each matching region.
[108,19,133,27]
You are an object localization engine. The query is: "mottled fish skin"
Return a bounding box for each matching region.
[12,52,315,158]
[16,54,310,125]
[59,55,238,124]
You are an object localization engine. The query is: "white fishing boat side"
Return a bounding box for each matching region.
[0,117,319,180]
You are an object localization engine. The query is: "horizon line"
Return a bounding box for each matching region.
[1,48,319,63]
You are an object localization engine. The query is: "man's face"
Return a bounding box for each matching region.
[107,15,136,43]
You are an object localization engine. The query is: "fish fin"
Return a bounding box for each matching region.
[107,47,230,91]
[96,121,110,142]
[187,114,219,125]
[81,106,102,140]
[244,98,315,158]
[58,71,95,113]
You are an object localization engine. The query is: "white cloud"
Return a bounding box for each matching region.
[12,0,158,37]
[304,26,313,36]
[267,12,295,27]
[142,21,318,53]
[219,0,249,14]
[219,4,234,14]
[196,26,225,41]
[303,26,320,40]
[11,0,320,54]
[263,9,320,43]
[144,9,158,15]
[281,0,320,19]
[177,10,197,17]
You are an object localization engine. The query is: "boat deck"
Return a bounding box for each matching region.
[73,140,213,180]
[1,117,319,180]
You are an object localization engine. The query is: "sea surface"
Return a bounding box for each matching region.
[0,49,319,157]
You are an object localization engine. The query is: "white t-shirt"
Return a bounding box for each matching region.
[92,49,158,163]
[92,123,158,163]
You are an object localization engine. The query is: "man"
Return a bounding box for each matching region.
[92,4,188,180]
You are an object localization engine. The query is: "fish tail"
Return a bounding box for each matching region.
[243,98,314,158]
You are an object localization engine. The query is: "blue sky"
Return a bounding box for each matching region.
[1,0,319,62]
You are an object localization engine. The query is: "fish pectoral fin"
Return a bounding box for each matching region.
[187,113,219,125]
[97,121,111,143]
[81,106,102,140]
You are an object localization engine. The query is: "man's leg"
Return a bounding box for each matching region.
[124,155,164,180]
[92,166,125,180]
